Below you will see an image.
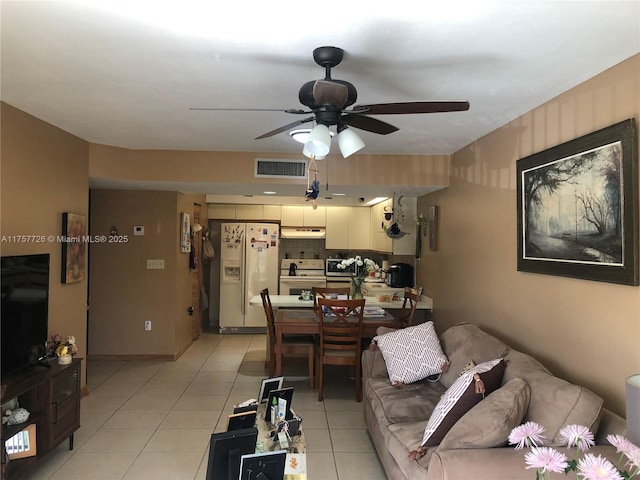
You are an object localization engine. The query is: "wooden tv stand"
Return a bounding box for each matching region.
[1,358,82,480]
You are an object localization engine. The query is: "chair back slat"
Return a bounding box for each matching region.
[260,288,276,344]
[317,298,365,357]
[399,289,419,327]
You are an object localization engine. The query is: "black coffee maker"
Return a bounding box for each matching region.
[385,263,414,288]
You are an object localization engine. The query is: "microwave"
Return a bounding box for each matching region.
[325,258,354,276]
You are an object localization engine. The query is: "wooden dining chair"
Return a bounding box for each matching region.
[311,286,351,314]
[398,289,419,327]
[260,288,315,388]
[316,297,366,402]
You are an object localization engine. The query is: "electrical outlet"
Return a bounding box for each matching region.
[144,321,152,331]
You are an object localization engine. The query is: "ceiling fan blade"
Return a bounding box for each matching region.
[191,107,310,114]
[255,116,315,140]
[312,80,348,107]
[351,101,470,115]
[341,114,399,135]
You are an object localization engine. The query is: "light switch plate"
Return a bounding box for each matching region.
[134,226,144,236]
[147,259,164,269]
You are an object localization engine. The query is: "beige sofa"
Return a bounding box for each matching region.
[362,323,626,480]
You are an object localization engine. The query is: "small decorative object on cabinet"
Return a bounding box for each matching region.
[1,358,82,480]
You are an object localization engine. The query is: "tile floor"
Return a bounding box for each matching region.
[25,332,388,480]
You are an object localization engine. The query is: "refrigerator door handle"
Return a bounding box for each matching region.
[240,239,246,315]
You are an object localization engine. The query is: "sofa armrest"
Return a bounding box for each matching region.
[362,349,389,379]
[595,408,626,444]
[426,446,621,480]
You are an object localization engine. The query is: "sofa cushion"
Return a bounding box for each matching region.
[421,358,506,447]
[374,321,448,385]
[365,376,446,426]
[438,377,531,450]
[502,350,603,446]
[439,324,511,389]
[388,420,436,479]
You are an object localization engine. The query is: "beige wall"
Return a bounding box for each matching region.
[417,54,640,415]
[1,103,89,386]
[88,190,204,358]
[88,143,451,190]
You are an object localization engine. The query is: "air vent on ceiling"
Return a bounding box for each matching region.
[255,158,307,179]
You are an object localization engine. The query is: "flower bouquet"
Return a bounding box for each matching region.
[48,334,78,364]
[336,256,380,298]
[509,421,639,480]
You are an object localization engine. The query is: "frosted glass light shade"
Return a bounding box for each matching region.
[627,374,640,444]
[303,124,331,158]
[302,143,326,160]
[338,127,365,157]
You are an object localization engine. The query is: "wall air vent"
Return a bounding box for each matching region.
[254,158,307,179]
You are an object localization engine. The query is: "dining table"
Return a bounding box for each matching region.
[249,295,433,377]
[248,295,421,378]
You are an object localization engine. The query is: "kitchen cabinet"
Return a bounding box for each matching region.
[207,204,282,221]
[370,199,393,252]
[207,204,236,220]
[369,197,417,255]
[235,204,264,220]
[325,207,370,250]
[281,206,326,226]
[262,205,282,221]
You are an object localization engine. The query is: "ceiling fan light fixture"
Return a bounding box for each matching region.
[290,129,311,144]
[337,126,365,158]
[302,143,326,160]
[303,124,331,158]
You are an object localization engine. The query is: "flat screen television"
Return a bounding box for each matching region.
[1,254,50,379]
[206,427,258,480]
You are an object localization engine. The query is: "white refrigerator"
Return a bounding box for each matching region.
[219,223,280,331]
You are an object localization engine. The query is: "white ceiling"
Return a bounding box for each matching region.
[2,1,639,203]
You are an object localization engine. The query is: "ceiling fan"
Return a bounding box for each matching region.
[192,46,469,153]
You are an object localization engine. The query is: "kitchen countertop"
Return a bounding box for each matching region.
[250,294,433,310]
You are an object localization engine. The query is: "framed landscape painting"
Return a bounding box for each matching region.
[516,119,638,285]
[61,212,87,284]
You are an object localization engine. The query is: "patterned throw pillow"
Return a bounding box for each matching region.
[373,321,448,385]
[421,358,506,447]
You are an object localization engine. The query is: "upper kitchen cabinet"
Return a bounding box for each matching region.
[281,205,326,227]
[370,199,393,252]
[208,203,237,220]
[370,197,417,255]
[207,204,281,221]
[325,207,370,250]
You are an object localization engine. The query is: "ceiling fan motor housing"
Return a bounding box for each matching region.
[298,80,358,111]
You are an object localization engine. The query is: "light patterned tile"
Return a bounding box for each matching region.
[334,452,388,480]
[143,428,212,453]
[78,428,155,453]
[306,451,338,480]
[160,410,222,429]
[330,429,375,452]
[123,452,205,480]
[48,452,138,479]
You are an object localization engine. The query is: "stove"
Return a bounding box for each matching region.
[279,259,327,295]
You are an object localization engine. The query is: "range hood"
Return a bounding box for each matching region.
[280,227,326,239]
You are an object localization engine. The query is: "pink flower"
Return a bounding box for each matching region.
[509,422,547,449]
[607,434,634,453]
[524,447,568,473]
[560,424,595,452]
[577,453,623,480]
[607,434,640,472]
